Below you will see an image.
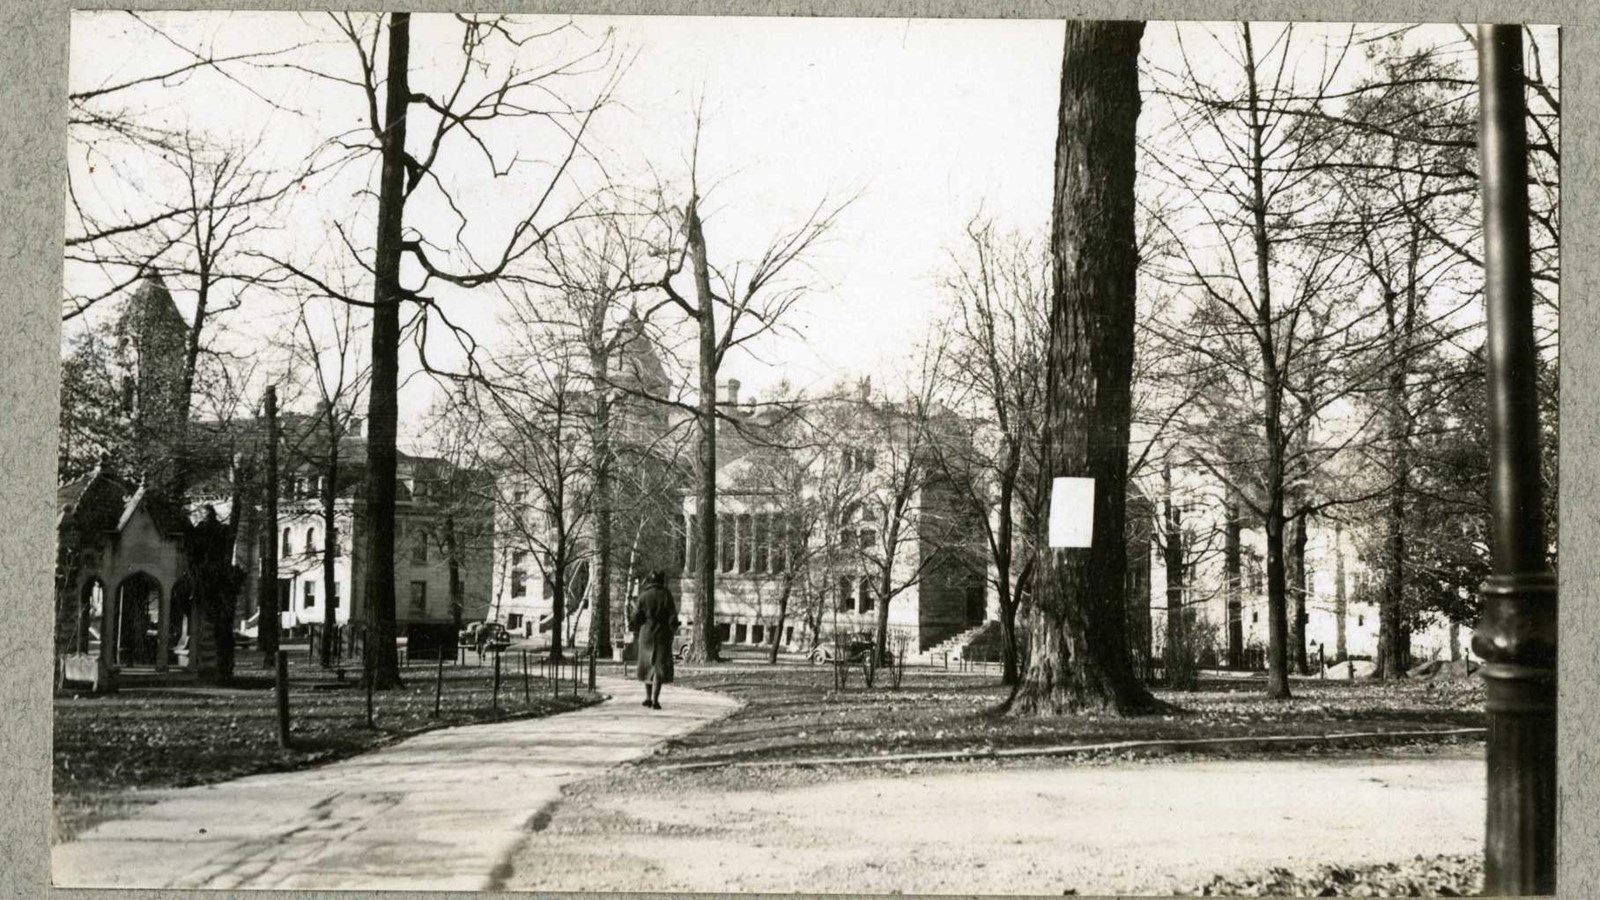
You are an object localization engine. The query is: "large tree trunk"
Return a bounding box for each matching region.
[445,514,464,636]
[1263,499,1291,697]
[171,265,210,504]
[1008,19,1156,717]
[1377,253,1417,680]
[1162,463,1190,688]
[549,553,566,662]
[259,386,280,666]
[999,581,1022,685]
[1289,509,1309,675]
[1224,491,1243,668]
[768,574,794,664]
[1334,521,1347,660]
[360,11,411,690]
[1242,23,1292,701]
[586,357,614,658]
[872,498,907,669]
[1378,477,1406,678]
[320,443,338,668]
[686,198,720,663]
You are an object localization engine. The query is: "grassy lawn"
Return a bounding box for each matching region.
[654,664,1486,767]
[53,647,601,842]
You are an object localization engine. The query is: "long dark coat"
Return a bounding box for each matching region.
[630,584,679,684]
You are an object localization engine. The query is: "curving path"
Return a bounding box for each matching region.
[52,676,739,891]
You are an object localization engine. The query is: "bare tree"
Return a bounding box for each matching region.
[281,296,370,667]
[622,132,852,663]
[443,340,596,663]
[259,13,621,688]
[1144,23,1406,699]
[64,11,317,315]
[1007,20,1158,716]
[524,207,676,657]
[932,218,1048,686]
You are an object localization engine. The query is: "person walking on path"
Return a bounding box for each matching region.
[630,569,679,709]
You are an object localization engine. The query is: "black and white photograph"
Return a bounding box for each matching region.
[48,12,1560,896]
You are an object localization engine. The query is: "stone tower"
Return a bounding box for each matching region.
[112,272,190,493]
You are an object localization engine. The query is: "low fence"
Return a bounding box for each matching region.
[251,642,600,749]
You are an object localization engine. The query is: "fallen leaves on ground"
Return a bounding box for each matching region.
[53,653,600,806]
[655,666,1484,767]
[1185,854,1483,896]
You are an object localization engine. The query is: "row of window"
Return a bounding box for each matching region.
[275,578,435,619]
[276,525,434,566]
[1234,610,1365,628]
[677,514,878,576]
[837,575,877,614]
[280,526,334,558]
[715,621,796,646]
[275,577,341,612]
[507,550,569,600]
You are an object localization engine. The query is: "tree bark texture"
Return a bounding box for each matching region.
[1009,19,1156,716]
[320,444,338,668]
[1242,23,1292,700]
[361,11,411,689]
[1162,464,1189,687]
[1334,521,1347,660]
[768,574,795,664]
[446,515,464,637]
[1290,510,1309,675]
[585,348,614,658]
[259,386,280,665]
[1225,492,1243,668]
[686,198,720,663]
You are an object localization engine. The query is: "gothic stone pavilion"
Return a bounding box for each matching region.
[55,464,220,688]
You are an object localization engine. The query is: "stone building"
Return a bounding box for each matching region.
[491,360,991,656]
[176,407,498,657]
[57,273,497,678]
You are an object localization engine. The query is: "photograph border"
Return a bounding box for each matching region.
[5,1,1595,898]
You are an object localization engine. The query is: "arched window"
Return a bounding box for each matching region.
[307,527,317,553]
[281,527,292,555]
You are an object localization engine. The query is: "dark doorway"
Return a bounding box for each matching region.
[115,573,162,667]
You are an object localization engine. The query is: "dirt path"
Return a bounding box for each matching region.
[52,677,739,891]
[507,746,1485,895]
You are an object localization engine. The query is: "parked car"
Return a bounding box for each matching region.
[459,621,512,652]
[807,632,892,666]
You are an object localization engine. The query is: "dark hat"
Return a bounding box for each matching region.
[646,569,666,588]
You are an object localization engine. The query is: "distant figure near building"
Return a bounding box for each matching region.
[631,570,678,709]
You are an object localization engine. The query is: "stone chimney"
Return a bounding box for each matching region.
[723,378,741,406]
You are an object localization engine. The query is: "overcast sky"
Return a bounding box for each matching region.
[66,14,1549,447]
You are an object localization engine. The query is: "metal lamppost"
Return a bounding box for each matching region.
[1472,23,1558,896]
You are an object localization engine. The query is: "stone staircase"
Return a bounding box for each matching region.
[910,621,998,667]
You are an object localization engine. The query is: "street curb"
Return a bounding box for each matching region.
[653,727,1487,771]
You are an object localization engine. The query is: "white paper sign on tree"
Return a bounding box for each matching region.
[1048,476,1095,548]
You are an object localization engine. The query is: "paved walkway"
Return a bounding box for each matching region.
[52,677,739,891]
[510,749,1486,895]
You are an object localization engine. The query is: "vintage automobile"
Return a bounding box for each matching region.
[807,631,893,666]
[458,621,512,652]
